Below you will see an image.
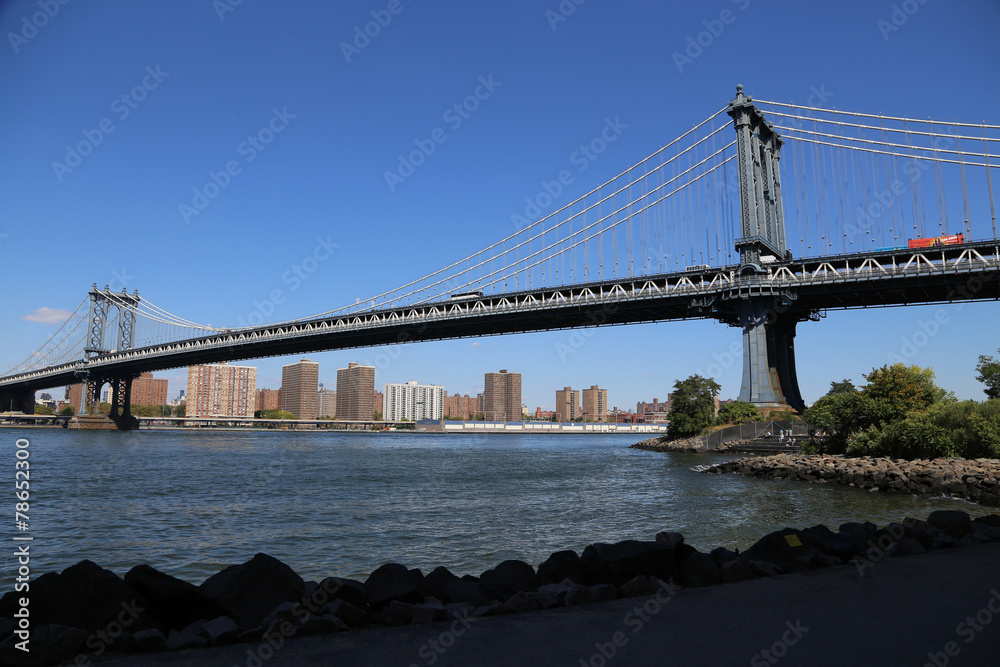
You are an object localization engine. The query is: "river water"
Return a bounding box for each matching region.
[1,428,988,586]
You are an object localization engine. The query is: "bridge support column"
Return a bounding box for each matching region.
[108,376,139,430]
[737,299,805,413]
[0,389,34,414]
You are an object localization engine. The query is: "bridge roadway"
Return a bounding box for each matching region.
[2,240,998,394]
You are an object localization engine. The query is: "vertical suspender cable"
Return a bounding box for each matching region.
[985,123,997,239]
[957,135,971,237]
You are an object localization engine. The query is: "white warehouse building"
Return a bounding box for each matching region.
[384,381,444,421]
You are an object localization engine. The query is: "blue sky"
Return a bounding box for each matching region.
[2,0,999,411]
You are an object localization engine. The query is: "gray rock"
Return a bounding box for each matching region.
[317,577,369,609]
[199,553,305,628]
[654,531,685,549]
[125,563,229,632]
[320,599,368,627]
[32,624,89,660]
[589,584,618,602]
[0,561,157,635]
[364,564,426,610]
[261,601,299,629]
[201,616,239,646]
[927,510,972,538]
[470,601,507,618]
[533,583,570,608]
[745,559,784,578]
[710,547,738,566]
[742,529,818,570]
[721,559,751,582]
[566,585,595,606]
[479,560,539,602]
[165,621,209,651]
[303,581,319,600]
[677,551,721,587]
[133,628,167,652]
[887,537,925,557]
[385,600,414,626]
[930,533,959,550]
[581,540,677,586]
[537,550,583,585]
[617,575,652,598]
[421,566,459,601]
[504,591,539,613]
[410,604,448,624]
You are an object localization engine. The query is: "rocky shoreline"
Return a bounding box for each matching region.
[631,435,705,452]
[630,436,798,454]
[3,510,1000,665]
[704,454,1000,506]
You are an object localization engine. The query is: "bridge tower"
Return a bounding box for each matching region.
[72,284,141,430]
[726,86,808,413]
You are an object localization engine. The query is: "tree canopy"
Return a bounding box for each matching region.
[666,374,721,439]
[715,401,762,426]
[803,362,1000,459]
[976,349,1000,400]
[827,379,857,395]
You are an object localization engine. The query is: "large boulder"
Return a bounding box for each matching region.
[420,566,459,601]
[537,550,583,585]
[364,564,425,610]
[199,553,305,628]
[317,577,369,609]
[802,524,864,563]
[676,551,721,588]
[479,560,539,602]
[741,529,818,570]
[580,540,677,586]
[125,564,229,631]
[0,560,157,634]
[927,510,972,539]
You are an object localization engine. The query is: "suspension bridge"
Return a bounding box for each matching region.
[2,86,998,428]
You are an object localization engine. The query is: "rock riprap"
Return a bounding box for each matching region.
[631,436,704,453]
[3,511,999,664]
[704,454,1000,506]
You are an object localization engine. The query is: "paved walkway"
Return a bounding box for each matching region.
[100,542,1000,666]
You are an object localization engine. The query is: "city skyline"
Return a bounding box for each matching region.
[2,2,998,412]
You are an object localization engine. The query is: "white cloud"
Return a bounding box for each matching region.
[22,307,72,324]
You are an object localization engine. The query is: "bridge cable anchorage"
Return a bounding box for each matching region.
[292,106,731,318]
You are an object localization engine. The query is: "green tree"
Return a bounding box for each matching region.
[806,364,955,455]
[34,404,55,415]
[58,405,75,416]
[174,404,186,417]
[373,411,383,421]
[862,363,951,428]
[715,401,762,425]
[666,374,721,439]
[828,379,857,395]
[976,349,1000,400]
